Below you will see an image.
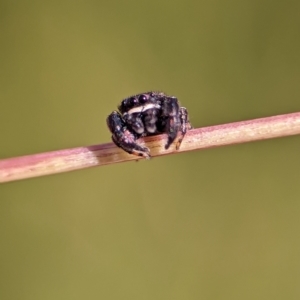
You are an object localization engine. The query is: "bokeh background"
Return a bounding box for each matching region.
[1,1,300,299]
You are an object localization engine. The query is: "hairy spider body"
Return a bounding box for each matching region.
[107,91,192,158]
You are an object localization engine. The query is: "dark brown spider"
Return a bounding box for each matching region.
[107,91,192,158]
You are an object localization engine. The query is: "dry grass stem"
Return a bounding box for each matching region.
[1,112,300,183]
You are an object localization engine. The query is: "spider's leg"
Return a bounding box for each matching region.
[111,135,150,159]
[176,107,192,150]
[107,111,150,159]
[161,96,181,149]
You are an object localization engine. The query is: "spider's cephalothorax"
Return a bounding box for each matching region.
[106,91,192,158]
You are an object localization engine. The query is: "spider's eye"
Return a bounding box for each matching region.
[138,94,147,103]
[128,97,138,106]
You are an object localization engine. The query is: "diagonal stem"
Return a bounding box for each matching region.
[1,112,300,183]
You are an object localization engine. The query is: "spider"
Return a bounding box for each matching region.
[106,91,192,158]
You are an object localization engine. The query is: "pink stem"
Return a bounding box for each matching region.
[1,112,300,183]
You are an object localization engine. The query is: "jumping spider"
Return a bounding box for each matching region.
[107,91,192,158]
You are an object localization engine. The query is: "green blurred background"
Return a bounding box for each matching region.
[1,1,300,299]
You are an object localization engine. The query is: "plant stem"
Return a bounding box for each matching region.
[1,112,300,183]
